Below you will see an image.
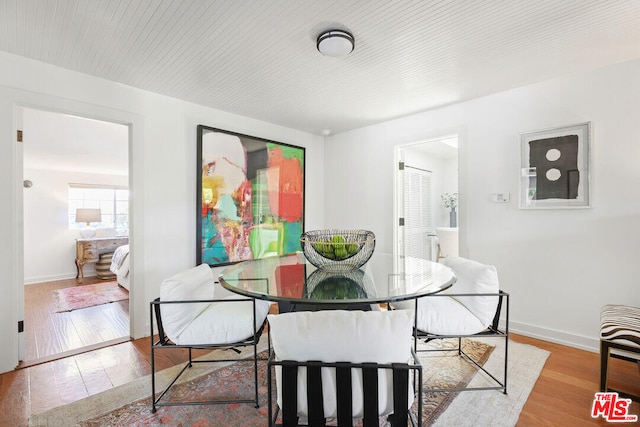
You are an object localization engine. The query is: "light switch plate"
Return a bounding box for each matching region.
[492,193,510,203]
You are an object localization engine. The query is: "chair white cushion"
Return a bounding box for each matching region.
[175,296,271,345]
[395,256,499,335]
[159,264,215,342]
[442,256,499,329]
[412,294,487,335]
[159,263,271,346]
[268,309,415,419]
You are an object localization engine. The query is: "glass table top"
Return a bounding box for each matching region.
[218,252,456,305]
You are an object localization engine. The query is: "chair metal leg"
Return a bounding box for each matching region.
[503,334,509,394]
[253,336,259,408]
[267,353,273,427]
[413,299,419,352]
[504,291,509,394]
[151,348,157,412]
[150,301,158,413]
[416,358,423,427]
[412,291,509,395]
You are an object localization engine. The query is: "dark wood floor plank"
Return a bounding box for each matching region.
[49,311,85,350]
[99,342,150,387]
[513,335,639,426]
[90,303,130,341]
[23,277,130,363]
[51,357,89,407]
[0,369,31,427]
[72,306,115,346]
[74,351,115,395]
[28,360,70,415]
[34,314,66,360]
[25,304,47,358]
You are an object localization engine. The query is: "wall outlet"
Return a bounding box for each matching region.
[492,193,510,203]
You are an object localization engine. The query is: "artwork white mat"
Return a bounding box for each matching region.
[519,122,591,209]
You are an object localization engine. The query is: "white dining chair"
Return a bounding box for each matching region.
[150,263,271,412]
[267,309,422,426]
[395,256,509,395]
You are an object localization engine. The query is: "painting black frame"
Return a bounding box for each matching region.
[197,125,306,267]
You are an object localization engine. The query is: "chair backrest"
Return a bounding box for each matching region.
[442,256,499,328]
[435,227,458,259]
[267,309,414,420]
[159,263,214,342]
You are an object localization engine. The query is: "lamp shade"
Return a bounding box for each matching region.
[76,208,102,224]
[317,30,354,57]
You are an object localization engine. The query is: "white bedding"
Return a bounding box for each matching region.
[110,244,130,290]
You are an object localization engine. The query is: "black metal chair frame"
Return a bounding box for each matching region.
[267,349,423,427]
[600,339,640,402]
[410,290,509,394]
[150,297,270,413]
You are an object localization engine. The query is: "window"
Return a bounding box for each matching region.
[69,184,129,230]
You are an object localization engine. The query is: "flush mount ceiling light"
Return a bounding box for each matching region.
[316,30,355,57]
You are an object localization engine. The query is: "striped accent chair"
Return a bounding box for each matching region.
[600,304,640,402]
[267,310,422,427]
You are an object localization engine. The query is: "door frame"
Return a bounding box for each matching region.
[393,134,461,266]
[18,106,132,362]
[5,92,143,372]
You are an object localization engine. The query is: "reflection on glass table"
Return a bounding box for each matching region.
[218,252,456,309]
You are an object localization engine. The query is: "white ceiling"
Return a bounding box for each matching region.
[2,0,640,136]
[22,108,128,175]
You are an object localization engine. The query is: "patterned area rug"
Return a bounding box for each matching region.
[421,338,495,423]
[30,339,498,426]
[53,281,129,312]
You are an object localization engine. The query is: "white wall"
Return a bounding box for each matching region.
[23,168,128,283]
[0,51,325,373]
[326,58,640,352]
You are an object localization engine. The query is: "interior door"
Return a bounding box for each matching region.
[396,147,434,277]
[401,163,433,262]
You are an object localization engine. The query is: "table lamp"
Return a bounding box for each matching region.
[76,208,102,238]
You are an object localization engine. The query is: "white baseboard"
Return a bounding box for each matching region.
[508,319,600,354]
[24,273,78,285]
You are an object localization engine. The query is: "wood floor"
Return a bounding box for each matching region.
[22,276,130,366]
[515,335,639,426]
[0,333,637,427]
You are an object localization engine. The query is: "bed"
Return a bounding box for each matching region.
[110,244,130,291]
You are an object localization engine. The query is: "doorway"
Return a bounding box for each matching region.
[20,107,130,366]
[395,136,458,264]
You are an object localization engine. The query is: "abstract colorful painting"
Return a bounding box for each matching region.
[196,125,305,266]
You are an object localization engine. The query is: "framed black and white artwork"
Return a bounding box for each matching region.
[520,122,591,209]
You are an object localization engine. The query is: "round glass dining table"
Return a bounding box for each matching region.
[218,252,456,310]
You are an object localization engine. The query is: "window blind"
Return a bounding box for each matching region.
[403,166,432,260]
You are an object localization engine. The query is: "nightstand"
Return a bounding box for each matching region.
[75,236,129,282]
